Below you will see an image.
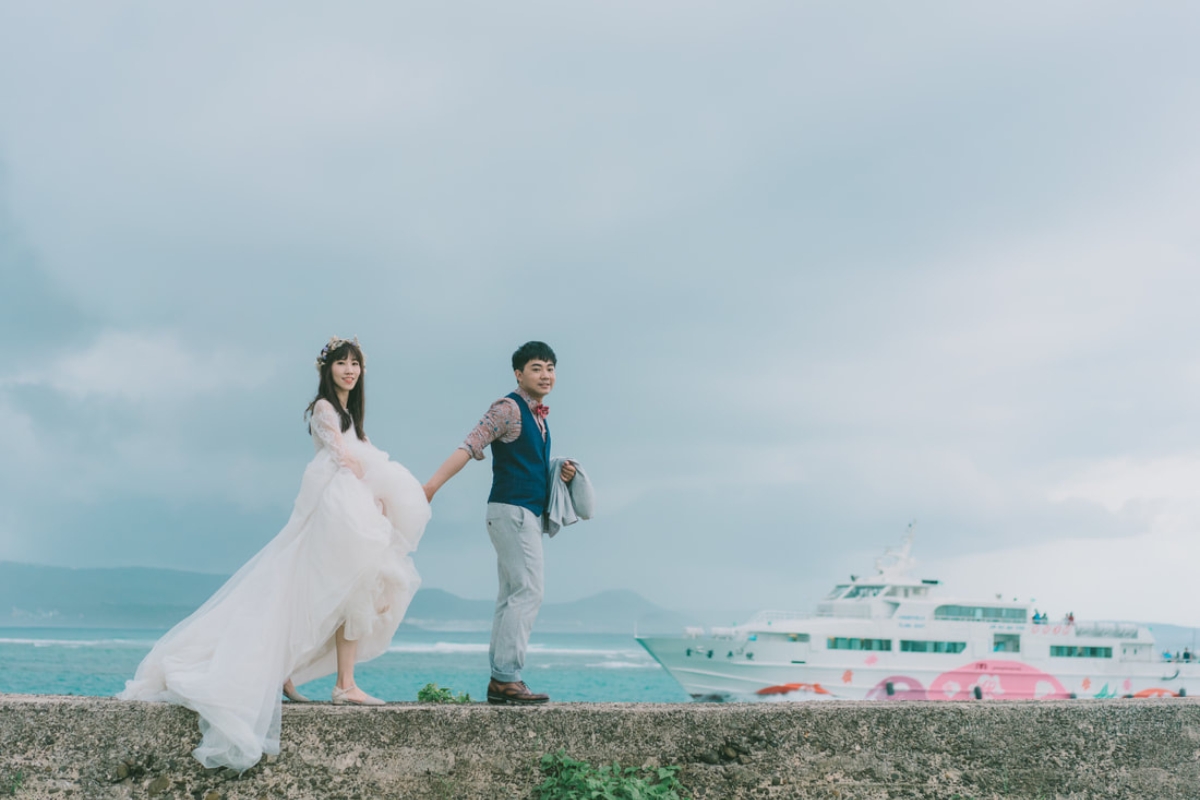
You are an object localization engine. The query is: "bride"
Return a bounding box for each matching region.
[118,337,430,771]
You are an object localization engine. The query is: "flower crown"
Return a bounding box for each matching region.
[315,336,363,372]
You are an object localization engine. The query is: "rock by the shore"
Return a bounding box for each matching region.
[2,695,1199,798]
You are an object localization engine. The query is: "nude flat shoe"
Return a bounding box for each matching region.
[283,682,311,703]
[331,686,385,706]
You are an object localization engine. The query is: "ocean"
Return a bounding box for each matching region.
[0,627,691,703]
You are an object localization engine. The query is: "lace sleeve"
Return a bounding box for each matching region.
[311,400,351,464]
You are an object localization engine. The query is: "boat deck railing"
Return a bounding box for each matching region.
[742,608,869,626]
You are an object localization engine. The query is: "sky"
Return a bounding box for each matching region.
[2,2,1200,626]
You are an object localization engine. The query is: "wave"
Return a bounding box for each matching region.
[0,637,156,649]
[385,641,651,659]
[530,647,649,658]
[532,663,656,671]
[386,642,490,654]
[585,661,656,669]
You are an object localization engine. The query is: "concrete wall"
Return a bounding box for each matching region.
[2,696,1199,799]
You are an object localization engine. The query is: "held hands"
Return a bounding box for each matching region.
[424,449,470,505]
[341,456,366,480]
[560,461,576,483]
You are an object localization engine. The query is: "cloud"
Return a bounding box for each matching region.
[0,2,1199,628]
[0,398,42,490]
[7,330,271,402]
[1050,457,1200,515]
[917,454,1200,627]
[923,524,1200,628]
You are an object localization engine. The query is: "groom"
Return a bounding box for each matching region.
[424,341,575,704]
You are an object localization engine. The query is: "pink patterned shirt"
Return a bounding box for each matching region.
[460,387,547,461]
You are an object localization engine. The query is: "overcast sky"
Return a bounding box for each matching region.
[3,3,1200,626]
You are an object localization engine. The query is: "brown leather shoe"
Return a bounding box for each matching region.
[487,679,550,705]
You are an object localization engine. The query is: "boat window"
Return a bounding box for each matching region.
[1051,645,1113,659]
[844,585,885,599]
[886,586,929,598]
[827,637,892,651]
[934,605,1027,622]
[823,585,850,600]
[993,633,1021,654]
[900,640,966,654]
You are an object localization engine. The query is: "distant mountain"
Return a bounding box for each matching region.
[402,588,493,631]
[6,562,1198,642]
[538,589,691,634]
[404,587,688,633]
[0,562,226,627]
[0,563,689,634]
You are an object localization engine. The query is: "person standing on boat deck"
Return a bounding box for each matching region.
[423,341,576,705]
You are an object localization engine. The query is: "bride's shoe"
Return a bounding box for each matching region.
[332,685,385,706]
[283,680,311,703]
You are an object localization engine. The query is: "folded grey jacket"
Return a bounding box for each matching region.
[544,456,595,537]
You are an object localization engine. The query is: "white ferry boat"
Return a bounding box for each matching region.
[637,529,1199,701]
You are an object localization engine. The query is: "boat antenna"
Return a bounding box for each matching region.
[875,521,917,578]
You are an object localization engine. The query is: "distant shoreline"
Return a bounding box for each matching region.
[1,562,693,634]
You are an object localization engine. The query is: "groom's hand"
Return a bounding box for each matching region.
[560,461,576,483]
[423,483,436,503]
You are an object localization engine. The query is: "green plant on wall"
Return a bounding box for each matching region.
[416,682,472,704]
[1,770,25,797]
[536,749,689,800]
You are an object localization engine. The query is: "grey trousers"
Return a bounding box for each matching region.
[486,502,545,683]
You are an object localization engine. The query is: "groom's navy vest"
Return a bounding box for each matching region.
[489,392,551,516]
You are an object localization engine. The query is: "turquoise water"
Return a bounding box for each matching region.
[0,627,690,703]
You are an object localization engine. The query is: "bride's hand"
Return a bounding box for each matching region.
[342,456,365,480]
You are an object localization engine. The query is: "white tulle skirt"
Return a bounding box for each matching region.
[118,442,430,771]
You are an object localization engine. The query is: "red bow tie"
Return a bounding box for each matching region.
[533,404,550,420]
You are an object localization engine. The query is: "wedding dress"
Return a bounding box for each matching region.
[118,399,430,770]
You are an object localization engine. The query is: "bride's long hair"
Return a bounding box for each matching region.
[305,339,367,441]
